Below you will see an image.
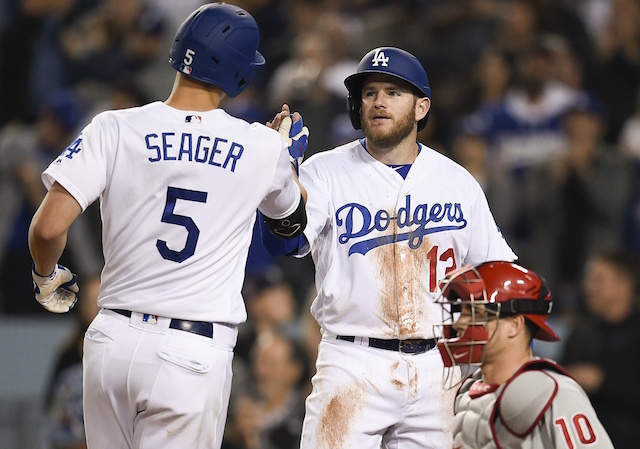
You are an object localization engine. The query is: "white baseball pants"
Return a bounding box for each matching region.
[300,335,458,449]
[83,309,237,449]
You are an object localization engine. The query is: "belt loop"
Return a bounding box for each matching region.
[212,323,238,350]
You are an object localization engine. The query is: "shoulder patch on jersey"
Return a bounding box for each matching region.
[496,369,558,437]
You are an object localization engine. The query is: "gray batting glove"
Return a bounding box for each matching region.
[32,264,79,313]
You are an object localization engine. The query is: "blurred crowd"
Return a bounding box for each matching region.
[1,0,639,448]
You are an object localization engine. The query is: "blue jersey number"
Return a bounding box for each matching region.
[156,186,208,263]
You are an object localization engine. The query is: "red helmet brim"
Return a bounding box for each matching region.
[526,315,561,341]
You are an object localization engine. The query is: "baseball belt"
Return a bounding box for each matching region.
[110,308,214,338]
[337,335,437,355]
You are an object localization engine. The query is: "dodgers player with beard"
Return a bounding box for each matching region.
[28,4,308,449]
[260,47,517,448]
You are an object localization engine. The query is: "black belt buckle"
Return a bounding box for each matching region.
[399,339,423,354]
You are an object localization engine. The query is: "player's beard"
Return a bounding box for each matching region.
[362,104,416,149]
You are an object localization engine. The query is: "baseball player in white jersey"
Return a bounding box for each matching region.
[28,4,308,449]
[259,47,516,448]
[435,261,615,449]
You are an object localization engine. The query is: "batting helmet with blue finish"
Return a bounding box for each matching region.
[344,47,431,131]
[169,2,265,98]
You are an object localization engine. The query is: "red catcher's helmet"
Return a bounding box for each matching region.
[435,261,559,379]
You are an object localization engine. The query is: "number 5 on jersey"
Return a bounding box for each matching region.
[156,186,207,263]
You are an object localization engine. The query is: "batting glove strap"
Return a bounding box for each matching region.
[32,264,79,313]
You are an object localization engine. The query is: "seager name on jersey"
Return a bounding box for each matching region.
[336,194,467,256]
[145,132,244,172]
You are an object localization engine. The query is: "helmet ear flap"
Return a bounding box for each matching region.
[347,94,361,130]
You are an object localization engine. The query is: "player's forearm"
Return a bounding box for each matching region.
[29,225,69,276]
[29,183,82,275]
[292,164,307,203]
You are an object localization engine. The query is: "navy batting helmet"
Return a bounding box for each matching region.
[169,3,265,98]
[344,47,431,131]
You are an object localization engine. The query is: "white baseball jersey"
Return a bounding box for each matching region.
[299,140,516,340]
[42,101,300,324]
[453,359,615,449]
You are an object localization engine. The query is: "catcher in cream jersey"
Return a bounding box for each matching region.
[28,4,307,449]
[436,261,614,449]
[259,47,516,448]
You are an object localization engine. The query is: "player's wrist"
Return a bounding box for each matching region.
[32,263,57,281]
[290,156,302,174]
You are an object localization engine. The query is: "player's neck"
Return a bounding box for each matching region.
[366,137,419,165]
[165,74,225,111]
[481,348,533,385]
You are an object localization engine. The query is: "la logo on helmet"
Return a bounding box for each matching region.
[371,49,389,67]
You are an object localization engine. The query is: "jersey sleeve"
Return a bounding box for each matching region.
[42,114,110,211]
[464,179,517,265]
[257,139,301,219]
[296,161,333,257]
[257,156,331,257]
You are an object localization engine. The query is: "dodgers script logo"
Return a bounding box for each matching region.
[336,195,467,256]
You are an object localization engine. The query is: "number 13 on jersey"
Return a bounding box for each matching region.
[427,246,457,292]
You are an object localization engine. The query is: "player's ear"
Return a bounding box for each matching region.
[506,314,527,339]
[415,97,430,123]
